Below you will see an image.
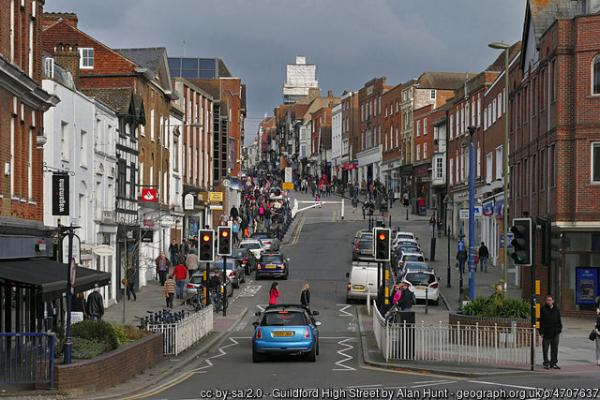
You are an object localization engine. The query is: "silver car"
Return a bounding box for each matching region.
[213,258,245,288]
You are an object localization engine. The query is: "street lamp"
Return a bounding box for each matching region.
[489,41,511,293]
[443,195,452,288]
[467,126,477,300]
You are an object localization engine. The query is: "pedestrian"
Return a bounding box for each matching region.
[478,242,490,272]
[168,239,180,266]
[126,265,137,301]
[164,275,176,308]
[457,247,468,274]
[232,219,240,245]
[403,192,409,207]
[71,292,87,319]
[86,284,104,321]
[539,294,562,369]
[392,284,403,305]
[155,251,171,286]
[397,282,415,311]
[269,282,280,305]
[185,249,199,275]
[300,283,310,308]
[173,261,188,300]
[594,310,600,367]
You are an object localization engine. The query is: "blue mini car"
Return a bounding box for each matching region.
[252,304,320,362]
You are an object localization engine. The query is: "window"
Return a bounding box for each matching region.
[486,153,493,183]
[593,55,600,95]
[476,145,481,177]
[477,95,482,127]
[550,144,556,187]
[28,20,33,77]
[449,114,454,139]
[540,149,546,190]
[423,118,428,136]
[79,48,94,69]
[495,146,503,181]
[523,158,528,195]
[416,144,421,161]
[416,120,421,137]
[532,155,537,193]
[436,157,443,179]
[61,121,69,161]
[592,143,600,182]
[423,143,428,159]
[498,93,503,116]
[449,159,454,185]
[150,109,155,141]
[430,90,436,100]
[9,0,14,62]
[130,163,136,198]
[80,130,87,167]
[551,60,557,101]
[10,116,15,196]
[117,160,126,198]
[27,128,32,200]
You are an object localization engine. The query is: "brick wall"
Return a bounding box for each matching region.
[54,332,163,392]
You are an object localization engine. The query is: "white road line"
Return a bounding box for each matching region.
[410,381,456,388]
[333,337,356,371]
[337,304,353,317]
[468,381,539,390]
[190,337,240,373]
[256,304,265,312]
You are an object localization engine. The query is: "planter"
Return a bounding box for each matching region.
[54,332,163,392]
[449,312,531,328]
[449,312,536,347]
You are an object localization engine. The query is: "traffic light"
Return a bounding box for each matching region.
[199,229,214,262]
[510,218,532,266]
[217,226,232,256]
[373,228,391,262]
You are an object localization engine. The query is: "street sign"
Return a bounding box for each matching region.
[282,182,294,190]
[285,167,292,183]
[459,207,482,220]
[141,188,158,202]
[52,173,70,215]
[209,192,223,203]
[499,233,514,249]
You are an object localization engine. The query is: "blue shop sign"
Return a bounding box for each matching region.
[575,267,599,306]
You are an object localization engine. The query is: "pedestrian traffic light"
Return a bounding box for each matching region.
[217,226,232,256]
[510,218,532,266]
[373,228,391,262]
[199,229,214,262]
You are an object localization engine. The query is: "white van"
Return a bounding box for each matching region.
[346,261,378,303]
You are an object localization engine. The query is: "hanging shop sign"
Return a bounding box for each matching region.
[52,173,70,216]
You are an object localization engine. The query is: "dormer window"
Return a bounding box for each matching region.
[79,48,94,69]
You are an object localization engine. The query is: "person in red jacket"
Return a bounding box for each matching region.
[269,282,280,305]
[172,262,188,300]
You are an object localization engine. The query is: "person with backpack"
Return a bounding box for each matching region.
[269,282,280,305]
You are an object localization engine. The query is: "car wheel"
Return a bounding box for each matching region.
[305,345,316,362]
[252,350,265,363]
[346,296,353,305]
[316,341,320,356]
[432,299,439,306]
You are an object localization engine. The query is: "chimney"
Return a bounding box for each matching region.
[327,90,333,98]
[54,43,80,87]
[42,13,78,30]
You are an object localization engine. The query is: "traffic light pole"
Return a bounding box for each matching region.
[205,261,211,306]
[222,256,227,317]
[530,234,536,372]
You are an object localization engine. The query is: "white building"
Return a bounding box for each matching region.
[283,56,319,104]
[43,60,119,306]
[330,103,342,180]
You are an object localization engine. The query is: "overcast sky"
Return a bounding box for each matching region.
[45,0,526,145]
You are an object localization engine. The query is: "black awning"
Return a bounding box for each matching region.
[0,258,111,301]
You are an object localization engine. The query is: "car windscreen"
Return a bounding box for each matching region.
[261,255,283,263]
[405,273,435,285]
[241,242,261,249]
[358,241,372,249]
[404,262,431,271]
[397,235,414,240]
[190,275,203,284]
[252,233,270,239]
[404,255,424,262]
[232,249,246,259]
[261,311,307,326]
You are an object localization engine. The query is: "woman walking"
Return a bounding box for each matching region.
[300,283,310,308]
[269,282,280,306]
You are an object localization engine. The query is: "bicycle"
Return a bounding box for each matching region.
[210,288,225,312]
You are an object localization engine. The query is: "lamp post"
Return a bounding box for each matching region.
[489,41,511,293]
[443,195,452,288]
[467,126,476,300]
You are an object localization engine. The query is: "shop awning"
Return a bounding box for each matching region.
[0,258,111,301]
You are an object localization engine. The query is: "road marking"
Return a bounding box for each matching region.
[346,384,382,388]
[337,304,353,317]
[239,285,262,297]
[468,381,538,390]
[333,337,356,371]
[410,380,457,388]
[190,337,240,373]
[290,216,305,245]
[347,322,357,332]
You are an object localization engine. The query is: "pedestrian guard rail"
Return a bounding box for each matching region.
[147,305,213,355]
[0,332,55,388]
[372,301,538,369]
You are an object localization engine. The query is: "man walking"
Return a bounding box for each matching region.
[478,242,490,272]
[540,294,562,369]
[155,251,171,286]
[86,285,104,321]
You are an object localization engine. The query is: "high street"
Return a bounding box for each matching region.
[119,194,600,400]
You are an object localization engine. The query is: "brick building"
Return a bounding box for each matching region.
[381,83,405,198]
[341,91,360,186]
[510,0,600,313]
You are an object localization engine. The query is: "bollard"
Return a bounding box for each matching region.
[406,207,409,221]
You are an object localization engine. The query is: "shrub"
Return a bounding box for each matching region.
[72,320,119,350]
[72,337,108,359]
[122,325,146,341]
[462,294,530,319]
[109,322,129,345]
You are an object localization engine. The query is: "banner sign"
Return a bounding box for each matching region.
[52,173,70,216]
[482,201,494,217]
[209,192,223,203]
[141,188,158,202]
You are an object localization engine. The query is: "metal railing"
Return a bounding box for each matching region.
[0,333,55,388]
[147,306,213,355]
[373,305,537,368]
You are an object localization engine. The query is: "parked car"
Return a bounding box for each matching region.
[352,230,373,247]
[211,259,245,289]
[392,245,423,266]
[392,238,421,251]
[256,252,290,280]
[346,261,378,303]
[251,232,280,251]
[232,247,256,275]
[252,304,321,362]
[395,253,425,275]
[352,239,374,261]
[186,270,233,299]
[239,239,264,260]
[393,231,417,243]
[402,270,439,305]
[398,261,434,279]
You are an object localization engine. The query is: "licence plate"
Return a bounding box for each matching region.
[273,331,294,337]
[265,264,277,269]
[353,285,365,291]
